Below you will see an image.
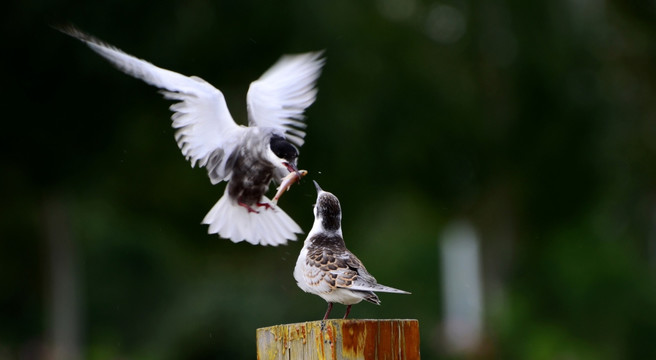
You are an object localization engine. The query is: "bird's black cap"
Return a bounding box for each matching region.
[270,135,299,163]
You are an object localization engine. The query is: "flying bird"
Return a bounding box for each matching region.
[294,181,410,320]
[60,26,324,246]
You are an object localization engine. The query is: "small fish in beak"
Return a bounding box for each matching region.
[272,170,308,204]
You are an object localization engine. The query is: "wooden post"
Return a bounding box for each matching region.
[257,319,420,360]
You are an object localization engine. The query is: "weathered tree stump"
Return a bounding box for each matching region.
[257,319,420,360]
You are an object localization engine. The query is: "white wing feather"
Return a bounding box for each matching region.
[63,27,242,177]
[247,51,325,147]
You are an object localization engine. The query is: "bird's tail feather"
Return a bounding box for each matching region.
[350,284,411,295]
[360,291,381,305]
[202,188,302,246]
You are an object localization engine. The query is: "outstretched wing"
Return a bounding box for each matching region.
[246,51,325,147]
[61,26,243,182]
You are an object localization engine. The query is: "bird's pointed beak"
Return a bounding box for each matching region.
[313,180,322,194]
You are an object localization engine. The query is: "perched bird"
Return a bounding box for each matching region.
[294,181,410,320]
[60,26,324,246]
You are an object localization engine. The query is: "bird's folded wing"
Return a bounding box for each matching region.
[342,254,411,294]
[246,51,325,147]
[61,26,242,181]
[302,265,338,293]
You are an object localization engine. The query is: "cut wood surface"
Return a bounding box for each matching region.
[256,319,420,360]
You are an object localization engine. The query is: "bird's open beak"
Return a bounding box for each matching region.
[284,162,302,180]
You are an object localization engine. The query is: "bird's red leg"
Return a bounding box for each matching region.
[257,202,273,210]
[238,200,259,213]
[323,302,333,321]
[343,305,352,319]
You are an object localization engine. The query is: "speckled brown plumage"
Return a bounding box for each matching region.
[294,182,410,320]
[304,233,380,304]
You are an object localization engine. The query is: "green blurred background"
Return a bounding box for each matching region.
[4,0,656,359]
